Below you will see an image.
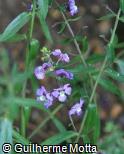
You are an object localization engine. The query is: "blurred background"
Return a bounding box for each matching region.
[0,0,124,153]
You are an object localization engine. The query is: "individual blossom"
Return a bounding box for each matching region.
[52,84,72,102]
[52,49,70,63]
[68,0,78,16]
[69,99,84,116]
[34,62,52,80]
[36,86,53,108]
[55,69,73,80]
[27,3,33,11]
[42,62,52,70]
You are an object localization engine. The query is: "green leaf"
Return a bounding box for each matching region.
[37,0,52,43]
[5,34,26,42]
[0,48,9,71]
[41,131,78,145]
[68,65,97,75]
[116,42,124,48]
[38,0,49,19]
[2,97,46,113]
[98,13,116,20]
[37,13,52,43]
[13,97,45,110]
[105,68,124,82]
[0,119,12,154]
[93,76,121,96]
[0,12,30,42]
[107,44,115,63]
[116,59,124,75]
[120,0,124,12]
[106,35,118,62]
[119,16,124,22]
[83,104,100,144]
[87,54,105,64]
[13,130,29,144]
[82,36,88,52]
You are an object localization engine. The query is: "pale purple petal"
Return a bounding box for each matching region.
[68,0,78,16]
[80,99,84,106]
[52,90,59,98]
[61,53,70,63]
[52,49,62,56]
[34,66,45,79]
[58,93,67,102]
[36,86,46,96]
[64,84,72,95]
[69,108,76,116]
[70,6,78,16]
[65,87,72,95]
[36,88,42,96]
[46,93,53,101]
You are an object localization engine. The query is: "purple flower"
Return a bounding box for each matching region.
[68,0,78,16]
[69,99,84,116]
[42,63,52,70]
[34,66,45,80]
[34,63,52,80]
[52,84,72,102]
[55,69,73,79]
[52,49,70,63]
[36,86,53,108]
[27,3,33,11]
[52,49,62,56]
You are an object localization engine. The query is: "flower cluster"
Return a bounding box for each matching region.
[34,48,84,117]
[34,48,72,108]
[68,0,78,16]
[52,49,70,63]
[69,99,84,116]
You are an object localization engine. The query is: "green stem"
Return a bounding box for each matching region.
[55,1,94,93]
[69,116,77,132]
[20,0,36,137]
[28,105,63,139]
[75,9,121,143]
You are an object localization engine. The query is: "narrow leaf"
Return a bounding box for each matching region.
[120,0,124,12]
[37,0,49,18]
[93,76,121,96]
[98,13,115,20]
[105,68,124,82]
[116,59,124,75]
[13,130,29,144]
[0,119,12,154]
[37,13,52,43]
[0,12,30,42]
[83,104,100,144]
[41,131,78,145]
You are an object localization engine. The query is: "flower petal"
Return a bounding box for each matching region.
[34,66,45,79]
[52,49,62,56]
[58,94,67,102]
[52,90,59,98]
